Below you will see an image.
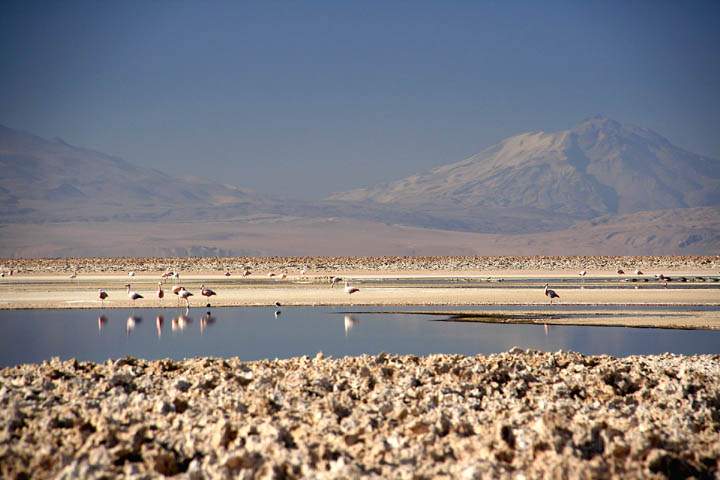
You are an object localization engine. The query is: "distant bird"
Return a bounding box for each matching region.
[274,301,282,308]
[69,271,77,280]
[172,271,180,280]
[200,285,216,306]
[579,270,587,277]
[178,287,193,308]
[544,283,560,303]
[268,272,276,278]
[344,281,360,295]
[98,289,108,307]
[635,269,643,275]
[301,267,308,276]
[0,272,4,278]
[126,284,143,305]
[160,271,174,283]
[280,273,287,280]
[172,285,185,306]
[616,269,625,275]
[157,282,164,305]
[225,271,231,277]
[243,269,252,277]
[331,276,342,288]
[128,271,136,277]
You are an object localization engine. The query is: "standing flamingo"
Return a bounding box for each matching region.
[178,287,193,308]
[172,285,184,306]
[200,284,216,307]
[544,283,560,303]
[98,289,109,308]
[344,281,360,295]
[126,284,143,306]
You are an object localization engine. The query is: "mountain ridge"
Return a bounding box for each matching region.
[329,116,720,219]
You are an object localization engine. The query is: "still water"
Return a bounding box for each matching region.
[1,306,719,366]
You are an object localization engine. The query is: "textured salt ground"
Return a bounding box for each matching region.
[1,351,719,479]
[1,255,718,275]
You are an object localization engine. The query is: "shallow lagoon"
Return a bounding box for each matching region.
[1,305,719,366]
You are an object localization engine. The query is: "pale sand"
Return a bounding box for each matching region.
[0,273,719,329]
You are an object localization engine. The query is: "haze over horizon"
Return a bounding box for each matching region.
[2,1,719,199]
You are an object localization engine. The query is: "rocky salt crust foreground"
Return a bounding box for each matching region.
[1,351,719,479]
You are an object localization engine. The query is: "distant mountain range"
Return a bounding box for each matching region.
[329,116,720,219]
[1,118,718,256]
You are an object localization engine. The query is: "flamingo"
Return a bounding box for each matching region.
[243,269,251,277]
[172,285,185,306]
[344,281,360,295]
[544,283,559,303]
[331,276,342,288]
[157,282,164,306]
[579,270,587,277]
[225,271,231,277]
[128,271,136,278]
[635,269,643,275]
[616,269,625,275]
[178,287,193,308]
[98,289,108,308]
[200,284,217,307]
[126,284,143,305]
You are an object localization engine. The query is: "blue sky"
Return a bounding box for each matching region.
[1,1,718,198]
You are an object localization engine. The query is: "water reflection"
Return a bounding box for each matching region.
[344,314,359,336]
[172,312,193,332]
[126,315,142,335]
[2,306,719,367]
[200,311,216,335]
[156,315,164,338]
[98,315,108,332]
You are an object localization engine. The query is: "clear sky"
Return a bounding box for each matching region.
[1,1,719,198]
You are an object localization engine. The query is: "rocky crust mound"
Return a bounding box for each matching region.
[1,351,719,479]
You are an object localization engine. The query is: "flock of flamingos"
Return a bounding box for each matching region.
[97,269,361,310]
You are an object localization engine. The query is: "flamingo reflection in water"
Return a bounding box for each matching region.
[344,314,359,336]
[98,315,108,332]
[156,315,164,338]
[126,315,142,335]
[172,311,193,332]
[200,311,216,335]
